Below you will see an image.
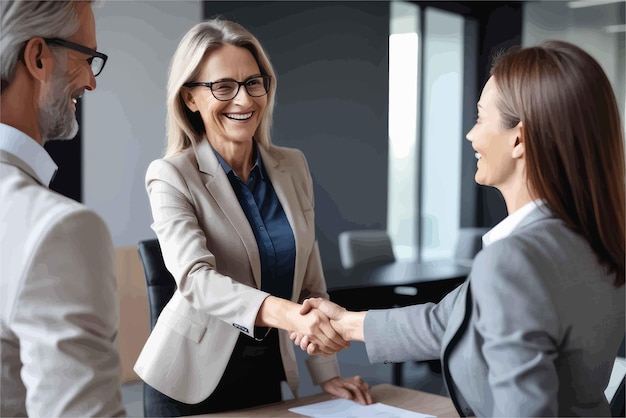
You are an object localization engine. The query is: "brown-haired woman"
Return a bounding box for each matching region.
[294,40,625,416]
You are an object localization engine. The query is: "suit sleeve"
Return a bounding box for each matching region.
[146,159,269,339]
[364,282,464,363]
[11,208,125,417]
[471,238,559,416]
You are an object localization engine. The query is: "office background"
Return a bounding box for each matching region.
[49,0,624,283]
[42,0,625,415]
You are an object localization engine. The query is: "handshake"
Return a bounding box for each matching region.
[288,298,366,356]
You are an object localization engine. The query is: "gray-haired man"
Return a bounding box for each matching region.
[0,1,124,416]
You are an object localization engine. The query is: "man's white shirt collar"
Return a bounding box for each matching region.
[0,123,57,186]
[482,199,545,248]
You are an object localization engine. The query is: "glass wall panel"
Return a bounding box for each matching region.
[420,8,465,261]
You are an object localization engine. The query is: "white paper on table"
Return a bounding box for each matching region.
[288,398,436,418]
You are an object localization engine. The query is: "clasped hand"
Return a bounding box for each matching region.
[291,299,372,405]
[290,298,349,356]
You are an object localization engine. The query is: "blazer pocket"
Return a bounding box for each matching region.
[158,308,207,343]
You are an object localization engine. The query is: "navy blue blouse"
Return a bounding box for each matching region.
[213,144,295,300]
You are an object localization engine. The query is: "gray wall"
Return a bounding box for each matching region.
[85,1,390,285]
[522,0,625,120]
[203,1,391,284]
[84,1,201,247]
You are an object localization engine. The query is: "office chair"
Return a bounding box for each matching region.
[137,238,177,331]
[337,229,447,386]
[338,229,395,271]
[137,238,178,417]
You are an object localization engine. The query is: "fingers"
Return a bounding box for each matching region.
[293,299,350,355]
[300,299,312,315]
[321,376,373,405]
[345,376,372,406]
[306,342,319,356]
[303,310,349,354]
[315,317,350,353]
[300,297,323,314]
[290,331,303,346]
[351,376,373,405]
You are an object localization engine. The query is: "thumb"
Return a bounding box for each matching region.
[300,297,322,314]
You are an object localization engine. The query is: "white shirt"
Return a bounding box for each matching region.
[482,199,545,248]
[0,123,57,186]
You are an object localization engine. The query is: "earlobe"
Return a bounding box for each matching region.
[511,123,525,159]
[183,89,198,112]
[22,38,48,80]
[512,138,524,159]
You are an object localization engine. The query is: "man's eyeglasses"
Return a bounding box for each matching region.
[43,38,108,77]
[184,75,271,101]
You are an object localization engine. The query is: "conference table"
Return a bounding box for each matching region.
[327,259,471,312]
[326,259,472,386]
[199,383,459,417]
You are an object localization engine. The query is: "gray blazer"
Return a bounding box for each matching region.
[364,207,625,416]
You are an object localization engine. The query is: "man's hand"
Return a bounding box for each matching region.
[321,375,373,406]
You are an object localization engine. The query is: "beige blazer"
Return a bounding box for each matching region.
[0,150,124,417]
[134,139,339,404]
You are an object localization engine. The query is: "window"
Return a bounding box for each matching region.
[388,2,468,261]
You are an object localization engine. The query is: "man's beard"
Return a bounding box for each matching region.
[38,69,79,143]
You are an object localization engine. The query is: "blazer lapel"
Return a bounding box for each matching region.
[441,280,473,417]
[259,146,309,301]
[193,138,262,287]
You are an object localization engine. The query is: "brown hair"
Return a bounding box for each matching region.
[491,40,624,287]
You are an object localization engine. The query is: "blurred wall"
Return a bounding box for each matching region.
[84,1,201,246]
[84,1,389,285]
[202,2,390,285]
[523,0,625,120]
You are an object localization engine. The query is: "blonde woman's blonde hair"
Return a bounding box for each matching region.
[165,18,277,157]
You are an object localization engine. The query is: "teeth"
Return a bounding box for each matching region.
[225,112,252,121]
[475,152,482,159]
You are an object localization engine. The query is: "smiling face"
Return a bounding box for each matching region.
[183,44,267,150]
[39,2,97,141]
[465,76,524,192]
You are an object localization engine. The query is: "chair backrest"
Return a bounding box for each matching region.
[137,239,177,331]
[453,227,490,265]
[338,229,395,270]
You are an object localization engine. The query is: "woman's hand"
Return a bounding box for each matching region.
[321,375,373,405]
[291,298,367,355]
[290,305,350,355]
[290,298,349,355]
[256,296,349,355]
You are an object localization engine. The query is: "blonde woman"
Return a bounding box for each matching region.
[134,19,371,416]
